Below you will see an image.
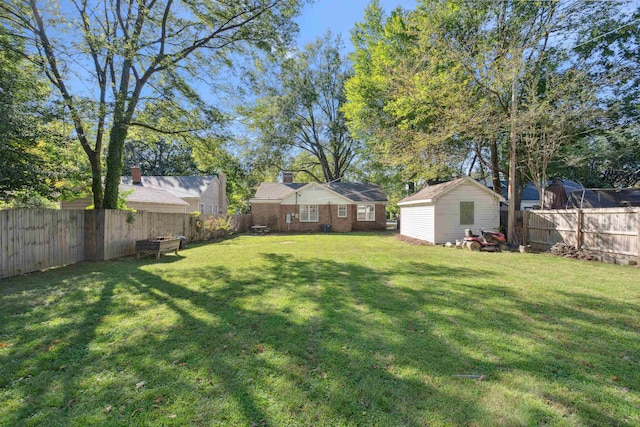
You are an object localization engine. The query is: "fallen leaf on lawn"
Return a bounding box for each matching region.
[611,375,619,382]
[256,344,265,353]
[105,405,112,413]
[65,398,78,408]
[172,359,181,365]
[0,342,7,348]
[136,381,146,390]
[53,339,61,344]
[131,408,144,416]
[321,372,327,379]
[153,396,163,403]
[167,414,177,419]
[59,364,67,370]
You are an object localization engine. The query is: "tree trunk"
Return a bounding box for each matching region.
[507,77,518,245]
[490,138,501,195]
[89,152,103,209]
[103,116,128,209]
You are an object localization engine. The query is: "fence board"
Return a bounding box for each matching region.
[525,208,639,263]
[1,209,252,279]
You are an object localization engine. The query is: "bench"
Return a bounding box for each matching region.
[135,237,181,259]
[250,225,270,234]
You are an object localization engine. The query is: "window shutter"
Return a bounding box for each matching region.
[460,201,474,225]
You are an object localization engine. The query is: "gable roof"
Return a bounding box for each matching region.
[492,179,584,201]
[120,184,189,206]
[253,183,306,200]
[398,176,504,205]
[325,182,388,202]
[120,175,218,198]
[252,182,387,203]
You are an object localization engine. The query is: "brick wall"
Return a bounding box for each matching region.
[351,203,387,231]
[251,204,280,230]
[251,202,386,232]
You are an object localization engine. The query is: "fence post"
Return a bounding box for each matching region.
[576,209,583,250]
[636,210,640,265]
[522,210,529,246]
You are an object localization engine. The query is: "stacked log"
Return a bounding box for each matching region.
[549,243,598,261]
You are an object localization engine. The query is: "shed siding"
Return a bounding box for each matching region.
[434,181,500,243]
[400,204,435,243]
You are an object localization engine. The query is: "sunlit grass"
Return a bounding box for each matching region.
[1,232,639,426]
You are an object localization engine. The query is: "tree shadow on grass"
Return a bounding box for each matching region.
[1,248,639,425]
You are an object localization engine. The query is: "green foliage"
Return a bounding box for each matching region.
[2,0,308,208]
[0,33,86,202]
[240,32,358,182]
[344,0,637,192]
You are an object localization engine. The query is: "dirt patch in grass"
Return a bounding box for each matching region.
[394,234,434,246]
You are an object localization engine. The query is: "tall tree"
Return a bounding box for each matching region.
[1,0,305,208]
[345,0,633,243]
[241,32,358,183]
[0,32,87,203]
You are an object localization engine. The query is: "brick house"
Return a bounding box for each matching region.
[250,175,387,232]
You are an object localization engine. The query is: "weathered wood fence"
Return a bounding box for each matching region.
[524,208,639,264]
[1,209,252,279]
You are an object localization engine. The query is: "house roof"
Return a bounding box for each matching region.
[120,184,189,206]
[252,182,387,202]
[120,175,218,198]
[569,188,640,208]
[398,176,504,205]
[253,183,306,200]
[325,182,387,202]
[492,179,583,201]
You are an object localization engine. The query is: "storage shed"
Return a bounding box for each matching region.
[398,176,505,244]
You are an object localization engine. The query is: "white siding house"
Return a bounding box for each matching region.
[398,177,505,244]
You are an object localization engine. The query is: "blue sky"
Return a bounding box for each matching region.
[295,0,416,51]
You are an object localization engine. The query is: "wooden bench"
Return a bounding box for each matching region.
[135,237,181,259]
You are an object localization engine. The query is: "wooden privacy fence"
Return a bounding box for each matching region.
[1,209,252,279]
[524,208,639,264]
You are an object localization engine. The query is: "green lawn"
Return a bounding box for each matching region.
[1,233,639,426]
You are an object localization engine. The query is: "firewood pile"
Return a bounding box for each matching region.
[549,242,598,261]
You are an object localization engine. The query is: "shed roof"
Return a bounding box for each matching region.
[398,176,504,205]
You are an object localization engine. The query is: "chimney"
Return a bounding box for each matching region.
[217,171,227,212]
[282,172,294,183]
[131,165,142,185]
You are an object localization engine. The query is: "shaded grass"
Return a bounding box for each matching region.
[1,232,639,426]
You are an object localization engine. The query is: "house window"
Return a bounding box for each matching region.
[199,203,205,213]
[214,204,219,214]
[299,205,319,222]
[357,204,375,221]
[338,205,347,218]
[460,201,474,225]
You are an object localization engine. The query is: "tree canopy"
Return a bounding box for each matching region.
[240,32,358,183]
[1,0,306,208]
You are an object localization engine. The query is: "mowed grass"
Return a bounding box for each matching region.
[1,233,639,426]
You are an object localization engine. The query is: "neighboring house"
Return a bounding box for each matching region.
[61,184,190,213]
[398,176,505,244]
[568,188,640,208]
[250,174,387,232]
[492,179,583,210]
[62,166,228,214]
